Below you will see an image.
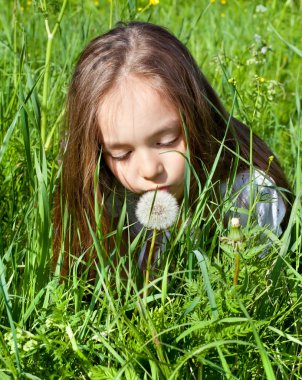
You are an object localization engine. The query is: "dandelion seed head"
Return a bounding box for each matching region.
[135,190,179,230]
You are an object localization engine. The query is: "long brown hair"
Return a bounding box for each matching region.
[53,21,291,276]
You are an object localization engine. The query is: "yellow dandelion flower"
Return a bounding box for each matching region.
[228,78,237,85]
[260,77,265,83]
[27,0,32,5]
[150,0,159,5]
[220,0,227,4]
[210,0,216,3]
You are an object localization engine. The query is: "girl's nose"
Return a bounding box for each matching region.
[138,150,164,180]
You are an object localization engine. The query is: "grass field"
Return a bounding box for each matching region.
[0,0,302,378]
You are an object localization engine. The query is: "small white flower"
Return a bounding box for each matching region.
[261,46,268,55]
[246,57,257,65]
[254,34,262,42]
[135,190,179,230]
[255,4,267,13]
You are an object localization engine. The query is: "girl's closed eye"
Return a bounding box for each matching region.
[110,135,180,160]
[111,151,132,161]
[156,135,179,147]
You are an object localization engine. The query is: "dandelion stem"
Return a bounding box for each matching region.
[144,228,157,299]
[233,251,240,286]
[228,218,243,286]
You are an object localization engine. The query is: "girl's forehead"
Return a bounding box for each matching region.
[97,76,176,135]
[100,75,164,110]
[97,76,180,145]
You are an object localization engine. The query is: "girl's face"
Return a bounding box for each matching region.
[98,76,186,201]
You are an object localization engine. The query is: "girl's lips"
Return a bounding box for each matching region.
[145,186,170,192]
[158,186,169,192]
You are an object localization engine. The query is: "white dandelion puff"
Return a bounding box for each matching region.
[135,190,179,230]
[255,4,267,13]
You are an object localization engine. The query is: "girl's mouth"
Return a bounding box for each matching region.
[145,186,170,192]
[158,186,169,192]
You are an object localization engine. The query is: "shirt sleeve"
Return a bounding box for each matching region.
[222,170,286,236]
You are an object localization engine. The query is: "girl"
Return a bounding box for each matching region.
[53,21,291,277]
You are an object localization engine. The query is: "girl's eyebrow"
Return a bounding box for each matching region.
[104,121,180,150]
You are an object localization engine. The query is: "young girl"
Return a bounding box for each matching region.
[53,21,291,277]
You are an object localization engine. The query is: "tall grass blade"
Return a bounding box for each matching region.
[193,249,219,319]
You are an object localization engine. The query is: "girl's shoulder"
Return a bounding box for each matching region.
[221,168,286,236]
[233,169,276,188]
[221,168,282,194]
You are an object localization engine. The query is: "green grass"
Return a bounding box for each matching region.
[0,0,302,378]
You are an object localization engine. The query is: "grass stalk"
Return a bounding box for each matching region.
[40,0,68,146]
[193,249,219,319]
[0,256,21,376]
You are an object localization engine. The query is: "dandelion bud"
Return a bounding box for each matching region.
[135,190,179,230]
[231,217,240,228]
[229,217,243,242]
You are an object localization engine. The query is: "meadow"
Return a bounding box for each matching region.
[0,0,302,378]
